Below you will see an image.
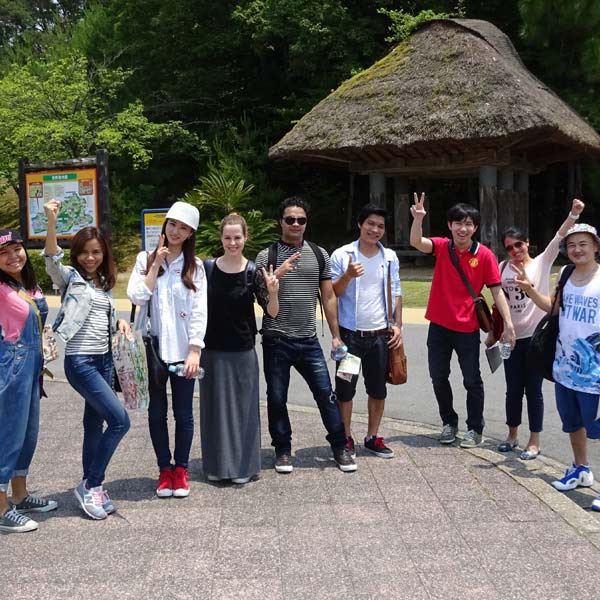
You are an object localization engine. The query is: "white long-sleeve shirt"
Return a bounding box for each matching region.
[127,251,207,363]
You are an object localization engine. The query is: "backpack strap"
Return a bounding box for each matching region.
[557,264,576,309]
[306,240,325,279]
[245,259,258,335]
[204,258,216,282]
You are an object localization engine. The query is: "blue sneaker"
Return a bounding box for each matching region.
[592,496,600,512]
[102,490,116,515]
[74,480,107,520]
[551,464,594,492]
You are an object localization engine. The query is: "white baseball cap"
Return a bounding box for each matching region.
[165,201,200,230]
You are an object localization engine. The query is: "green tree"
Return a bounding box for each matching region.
[0,50,198,191]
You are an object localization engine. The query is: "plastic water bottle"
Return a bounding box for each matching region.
[168,364,205,379]
[331,345,348,361]
[499,342,512,360]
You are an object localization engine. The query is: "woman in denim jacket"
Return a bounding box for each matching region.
[43,200,130,521]
[128,201,207,499]
[0,229,57,533]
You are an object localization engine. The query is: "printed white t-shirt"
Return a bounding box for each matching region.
[553,268,600,394]
[503,234,562,339]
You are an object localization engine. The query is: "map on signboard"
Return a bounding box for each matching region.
[26,168,98,238]
[30,192,94,234]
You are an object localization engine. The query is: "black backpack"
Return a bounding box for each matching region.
[528,264,576,381]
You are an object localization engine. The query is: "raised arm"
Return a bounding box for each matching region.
[43,200,61,256]
[557,198,584,237]
[409,193,434,253]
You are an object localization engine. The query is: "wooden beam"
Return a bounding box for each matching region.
[479,166,499,254]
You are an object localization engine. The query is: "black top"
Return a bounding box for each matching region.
[204,263,256,352]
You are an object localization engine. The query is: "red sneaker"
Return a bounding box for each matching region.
[172,466,190,498]
[156,468,174,498]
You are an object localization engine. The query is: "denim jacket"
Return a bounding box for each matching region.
[330,240,402,331]
[43,248,117,343]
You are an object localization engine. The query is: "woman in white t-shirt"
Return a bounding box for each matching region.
[516,222,600,513]
[490,199,584,460]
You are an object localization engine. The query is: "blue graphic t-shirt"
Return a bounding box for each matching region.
[553,269,600,394]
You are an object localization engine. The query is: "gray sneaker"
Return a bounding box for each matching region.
[74,480,107,520]
[13,494,57,513]
[460,430,483,448]
[102,490,116,515]
[439,424,458,444]
[0,507,38,533]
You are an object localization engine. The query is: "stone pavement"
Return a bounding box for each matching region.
[5,381,600,600]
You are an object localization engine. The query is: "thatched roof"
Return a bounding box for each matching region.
[269,19,600,175]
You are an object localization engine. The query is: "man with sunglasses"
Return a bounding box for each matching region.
[255,197,356,473]
[410,195,515,448]
[330,204,402,459]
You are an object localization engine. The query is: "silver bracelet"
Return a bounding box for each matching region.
[568,212,580,220]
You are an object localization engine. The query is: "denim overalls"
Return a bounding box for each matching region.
[0,294,47,492]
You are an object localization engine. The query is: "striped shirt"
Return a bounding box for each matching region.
[66,288,111,355]
[255,240,330,338]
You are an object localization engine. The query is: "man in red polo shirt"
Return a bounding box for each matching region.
[410,194,515,447]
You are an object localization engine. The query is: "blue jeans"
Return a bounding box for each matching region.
[148,372,195,470]
[0,301,44,492]
[262,335,346,452]
[65,353,130,488]
[503,337,544,432]
[427,323,485,434]
[336,328,389,402]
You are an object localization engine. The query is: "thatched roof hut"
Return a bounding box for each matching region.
[269,18,600,175]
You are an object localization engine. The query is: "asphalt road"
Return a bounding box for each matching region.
[44,307,600,471]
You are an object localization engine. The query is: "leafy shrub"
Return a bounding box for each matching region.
[28,249,70,293]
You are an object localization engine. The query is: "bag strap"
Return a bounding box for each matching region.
[554,264,576,311]
[447,240,479,302]
[386,262,394,327]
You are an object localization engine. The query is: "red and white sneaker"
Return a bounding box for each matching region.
[172,466,190,498]
[156,468,174,498]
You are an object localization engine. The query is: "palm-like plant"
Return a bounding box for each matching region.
[181,157,278,259]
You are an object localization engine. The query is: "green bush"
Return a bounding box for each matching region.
[28,249,70,293]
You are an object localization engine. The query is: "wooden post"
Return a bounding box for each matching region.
[497,169,515,240]
[479,166,498,253]
[369,173,386,207]
[393,176,410,245]
[515,171,529,236]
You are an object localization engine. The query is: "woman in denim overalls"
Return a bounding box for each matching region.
[43,200,130,521]
[0,229,58,533]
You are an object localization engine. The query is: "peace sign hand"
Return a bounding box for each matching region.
[512,263,533,293]
[154,234,170,268]
[262,265,279,295]
[410,193,426,220]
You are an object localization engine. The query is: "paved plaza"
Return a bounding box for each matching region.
[4,380,600,600]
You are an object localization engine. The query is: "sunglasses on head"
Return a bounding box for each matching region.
[283,216,307,225]
[504,240,525,253]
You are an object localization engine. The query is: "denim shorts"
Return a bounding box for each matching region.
[335,328,389,402]
[555,382,600,438]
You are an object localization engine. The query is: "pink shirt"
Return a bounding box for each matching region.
[0,282,43,342]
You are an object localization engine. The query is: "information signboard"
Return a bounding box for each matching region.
[141,209,168,251]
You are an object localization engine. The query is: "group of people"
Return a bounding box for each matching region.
[1,191,599,534]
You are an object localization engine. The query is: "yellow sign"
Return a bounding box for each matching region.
[142,209,168,251]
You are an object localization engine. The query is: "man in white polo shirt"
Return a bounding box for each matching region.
[331,204,403,459]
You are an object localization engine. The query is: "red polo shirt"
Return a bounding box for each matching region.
[425,237,501,333]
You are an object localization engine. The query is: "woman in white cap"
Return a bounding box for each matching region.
[128,201,207,498]
[516,221,600,512]
[0,229,57,533]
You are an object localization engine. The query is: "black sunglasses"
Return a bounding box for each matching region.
[283,216,307,225]
[504,240,525,253]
